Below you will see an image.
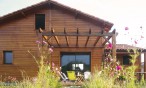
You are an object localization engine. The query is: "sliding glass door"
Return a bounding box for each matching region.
[61,52,90,74]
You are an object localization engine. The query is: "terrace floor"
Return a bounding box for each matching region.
[62,81,83,88]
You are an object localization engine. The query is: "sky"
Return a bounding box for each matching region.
[0,0,146,48]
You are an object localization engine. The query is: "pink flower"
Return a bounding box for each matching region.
[116,65,121,70]
[125,27,129,30]
[105,58,112,62]
[134,40,138,44]
[36,40,41,44]
[43,41,47,45]
[49,48,53,53]
[141,36,144,38]
[107,43,112,49]
[52,62,55,67]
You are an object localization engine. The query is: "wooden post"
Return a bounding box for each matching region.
[112,30,116,61]
[144,52,146,80]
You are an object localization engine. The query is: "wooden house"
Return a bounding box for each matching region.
[0,0,116,81]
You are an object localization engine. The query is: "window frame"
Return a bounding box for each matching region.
[35,14,45,30]
[60,52,91,73]
[123,55,132,65]
[3,51,13,64]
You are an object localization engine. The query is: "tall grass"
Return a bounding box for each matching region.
[83,49,146,88]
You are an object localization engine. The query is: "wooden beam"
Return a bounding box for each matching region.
[45,36,53,46]
[39,28,44,33]
[102,36,112,46]
[51,28,60,46]
[42,32,113,36]
[76,28,79,47]
[144,52,146,80]
[103,36,111,44]
[93,30,103,46]
[85,29,91,47]
[40,28,51,45]
[102,29,116,46]
[93,36,101,46]
[112,29,116,60]
[49,44,104,48]
[64,28,69,47]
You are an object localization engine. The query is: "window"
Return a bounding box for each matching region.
[61,52,91,74]
[3,51,13,64]
[35,14,45,30]
[123,55,132,65]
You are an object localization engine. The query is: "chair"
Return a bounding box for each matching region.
[67,71,77,81]
[58,71,68,82]
[61,72,69,81]
[84,71,91,80]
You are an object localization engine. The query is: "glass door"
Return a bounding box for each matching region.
[61,52,90,74]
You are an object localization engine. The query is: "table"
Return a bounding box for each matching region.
[76,75,84,82]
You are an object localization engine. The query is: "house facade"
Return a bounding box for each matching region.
[0,0,115,80]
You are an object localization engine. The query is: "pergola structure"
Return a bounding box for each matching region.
[38,28,117,60]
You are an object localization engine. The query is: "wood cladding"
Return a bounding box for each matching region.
[0,8,104,81]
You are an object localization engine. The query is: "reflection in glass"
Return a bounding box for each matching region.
[61,52,90,74]
[3,51,13,64]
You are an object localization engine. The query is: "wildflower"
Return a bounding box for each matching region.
[43,41,48,45]
[141,35,144,38]
[52,62,55,67]
[49,48,53,53]
[105,58,110,62]
[125,27,129,30]
[8,76,12,79]
[134,40,138,44]
[45,61,49,64]
[56,67,58,71]
[116,65,121,70]
[36,40,41,44]
[107,43,112,49]
[11,77,16,81]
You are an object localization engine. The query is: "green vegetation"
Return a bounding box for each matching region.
[83,49,146,88]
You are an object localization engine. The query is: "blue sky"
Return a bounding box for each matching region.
[0,0,146,48]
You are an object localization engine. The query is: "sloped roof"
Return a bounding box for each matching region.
[105,44,145,52]
[0,0,113,28]
[116,44,144,50]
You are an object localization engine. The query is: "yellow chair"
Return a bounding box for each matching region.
[67,71,77,81]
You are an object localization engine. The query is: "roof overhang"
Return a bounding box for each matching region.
[0,0,113,29]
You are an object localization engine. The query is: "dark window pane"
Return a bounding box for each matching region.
[123,55,131,65]
[35,14,45,29]
[61,52,90,74]
[4,51,13,64]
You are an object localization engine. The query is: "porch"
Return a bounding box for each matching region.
[37,28,117,74]
[38,28,146,80]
